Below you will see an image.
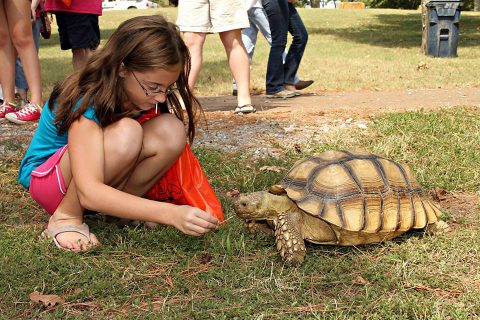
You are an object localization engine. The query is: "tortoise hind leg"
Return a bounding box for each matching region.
[275,211,307,265]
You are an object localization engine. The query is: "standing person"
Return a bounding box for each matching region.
[44,0,102,71]
[177,0,256,115]
[262,0,309,98]
[232,0,313,96]
[15,2,43,107]
[0,0,44,124]
[18,15,219,252]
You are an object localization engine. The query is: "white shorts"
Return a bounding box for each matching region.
[176,0,249,33]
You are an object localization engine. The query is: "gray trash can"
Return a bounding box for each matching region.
[425,0,462,57]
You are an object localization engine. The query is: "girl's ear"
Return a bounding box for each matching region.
[118,63,127,78]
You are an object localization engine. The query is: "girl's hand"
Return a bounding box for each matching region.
[173,206,219,236]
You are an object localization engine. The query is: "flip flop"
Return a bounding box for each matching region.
[41,223,95,251]
[234,104,256,115]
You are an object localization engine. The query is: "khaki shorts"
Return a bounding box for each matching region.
[177,0,249,33]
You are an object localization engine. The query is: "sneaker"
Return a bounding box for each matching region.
[284,84,301,96]
[0,102,17,122]
[266,89,296,99]
[234,104,256,115]
[294,80,314,90]
[5,102,42,124]
[232,89,238,96]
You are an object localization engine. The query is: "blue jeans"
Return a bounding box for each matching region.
[15,19,41,90]
[232,6,299,91]
[262,0,308,94]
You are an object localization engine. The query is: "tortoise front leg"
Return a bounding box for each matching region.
[275,211,307,265]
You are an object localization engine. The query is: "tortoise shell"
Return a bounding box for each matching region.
[275,150,441,233]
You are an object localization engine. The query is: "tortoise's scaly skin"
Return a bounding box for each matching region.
[234,150,447,264]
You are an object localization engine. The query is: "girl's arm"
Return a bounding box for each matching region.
[68,116,218,236]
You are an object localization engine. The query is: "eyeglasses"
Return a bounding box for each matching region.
[131,71,178,97]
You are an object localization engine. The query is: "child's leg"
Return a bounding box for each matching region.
[49,118,144,250]
[0,0,16,103]
[122,114,186,197]
[219,29,251,107]
[5,0,42,105]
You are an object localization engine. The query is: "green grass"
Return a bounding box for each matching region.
[2,8,479,319]
[38,8,480,98]
[1,107,479,318]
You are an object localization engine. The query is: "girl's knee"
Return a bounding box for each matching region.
[147,114,186,155]
[106,118,143,161]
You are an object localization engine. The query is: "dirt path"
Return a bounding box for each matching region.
[1,87,479,157]
[194,87,480,155]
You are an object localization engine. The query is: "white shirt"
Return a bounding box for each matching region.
[246,0,262,9]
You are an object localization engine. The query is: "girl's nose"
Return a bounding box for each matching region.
[153,92,167,103]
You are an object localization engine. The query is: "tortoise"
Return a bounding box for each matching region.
[233,150,448,264]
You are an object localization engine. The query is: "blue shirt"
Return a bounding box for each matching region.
[18,100,99,189]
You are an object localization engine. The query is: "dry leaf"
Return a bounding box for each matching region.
[354,274,371,285]
[417,62,428,71]
[226,189,240,198]
[197,253,213,264]
[30,291,64,307]
[431,188,447,201]
[259,166,284,173]
[294,144,302,153]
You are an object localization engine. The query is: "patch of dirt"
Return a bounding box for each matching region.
[1,87,479,158]
[436,193,480,229]
[195,87,480,155]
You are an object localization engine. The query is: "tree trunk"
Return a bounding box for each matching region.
[474,0,480,12]
[421,0,429,54]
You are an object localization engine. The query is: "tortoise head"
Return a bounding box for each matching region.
[233,191,295,221]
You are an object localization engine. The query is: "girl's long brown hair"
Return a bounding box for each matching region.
[49,15,200,143]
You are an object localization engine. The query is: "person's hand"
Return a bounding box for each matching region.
[172,206,219,236]
[30,0,40,21]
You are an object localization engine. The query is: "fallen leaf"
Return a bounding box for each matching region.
[294,144,302,153]
[196,253,213,264]
[30,291,64,307]
[226,189,240,198]
[354,274,371,285]
[260,166,284,173]
[431,188,447,201]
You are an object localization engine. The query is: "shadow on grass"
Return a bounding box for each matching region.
[309,12,480,48]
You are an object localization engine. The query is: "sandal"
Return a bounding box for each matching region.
[41,223,96,251]
[234,104,256,115]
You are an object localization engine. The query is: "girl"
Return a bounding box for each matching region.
[18,15,219,252]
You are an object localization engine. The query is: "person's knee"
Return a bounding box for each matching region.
[183,33,204,50]
[148,114,186,156]
[0,29,10,47]
[11,30,34,51]
[108,118,143,162]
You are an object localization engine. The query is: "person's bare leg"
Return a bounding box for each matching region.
[122,114,186,228]
[48,118,144,250]
[0,0,17,104]
[123,114,186,196]
[182,32,207,90]
[6,0,42,105]
[219,29,251,107]
[72,48,94,71]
